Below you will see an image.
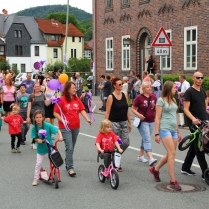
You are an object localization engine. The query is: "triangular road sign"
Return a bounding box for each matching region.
[151,27,172,47]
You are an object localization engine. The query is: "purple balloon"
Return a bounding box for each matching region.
[48,79,60,90]
[59,83,65,91]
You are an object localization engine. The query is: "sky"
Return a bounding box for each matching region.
[2,0,92,14]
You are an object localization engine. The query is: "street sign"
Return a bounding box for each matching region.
[154,47,170,56]
[151,27,172,47]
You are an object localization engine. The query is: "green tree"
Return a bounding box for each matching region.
[67,58,91,73]
[0,58,10,71]
[45,61,65,72]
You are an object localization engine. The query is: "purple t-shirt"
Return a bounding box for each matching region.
[133,93,156,123]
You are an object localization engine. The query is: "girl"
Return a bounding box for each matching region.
[150,81,182,191]
[96,119,123,168]
[31,110,63,186]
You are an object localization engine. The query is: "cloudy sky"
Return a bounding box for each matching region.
[2,0,92,14]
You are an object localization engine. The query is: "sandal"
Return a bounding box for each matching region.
[68,170,76,177]
[116,167,123,172]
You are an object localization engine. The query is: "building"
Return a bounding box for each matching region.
[93,0,207,81]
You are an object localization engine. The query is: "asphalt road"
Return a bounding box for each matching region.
[0,113,209,209]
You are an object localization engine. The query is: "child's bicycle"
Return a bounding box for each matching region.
[178,120,209,151]
[97,150,121,190]
[40,139,63,189]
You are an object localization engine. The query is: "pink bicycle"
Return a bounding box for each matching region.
[97,150,121,190]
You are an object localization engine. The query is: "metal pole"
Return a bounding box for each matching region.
[63,0,69,73]
[141,49,143,80]
[160,55,163,85]
[93,0,96,95]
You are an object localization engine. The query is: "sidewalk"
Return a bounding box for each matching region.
[92,95,189,130]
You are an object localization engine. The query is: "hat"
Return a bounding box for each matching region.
[100,75,105,79]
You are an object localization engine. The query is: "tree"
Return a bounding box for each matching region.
[0,58,10,71]
[45,61,65,72]
[68,58,91,73]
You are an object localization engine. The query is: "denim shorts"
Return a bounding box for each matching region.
[159,130,178,140]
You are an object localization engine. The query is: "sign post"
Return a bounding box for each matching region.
[151,27,172,85]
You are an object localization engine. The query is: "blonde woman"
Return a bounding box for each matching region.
[149,81,182,191]
[132,81,157,166]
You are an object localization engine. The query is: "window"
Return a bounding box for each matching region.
[0,46,5,55]
[15,45,23,56]
[35,46,39,56]
[122,36,130,71]
[53,48,58,58]
[71,49,77,58]
[161,30,172,70]
[122,0,130,4]
[14,30,22,38]
[106,38,113,71]
[20,64,26,73]
[84,50,92,59]
[12,63,17,70]
[72,37,75,42]
[184,26,197,70]
[106,0,113,9]
[51,35,56,41]
[79,37,82,42]
[139,0,150,5]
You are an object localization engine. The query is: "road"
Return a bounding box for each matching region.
[0,113,209,209]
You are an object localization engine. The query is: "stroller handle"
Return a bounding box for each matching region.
[42,139,62,150]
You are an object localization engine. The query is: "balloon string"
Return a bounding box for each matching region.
[55,103,70,131]
[178,94,183,106]
[87,98,96,122]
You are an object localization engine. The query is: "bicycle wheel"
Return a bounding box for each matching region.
[204,168,209,185]
[54,173,59,189]
[98,165,106,183]
[178,135,193,151]
[110,170,119,190]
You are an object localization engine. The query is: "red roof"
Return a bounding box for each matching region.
[62,23,84,37]
[87,40,94,48]
[47,37,65,47]
[36,18,64,34]
[84,43,92,50]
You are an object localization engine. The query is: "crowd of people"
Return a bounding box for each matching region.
[0,68,208,191]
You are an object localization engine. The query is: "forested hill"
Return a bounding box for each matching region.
[17,4,92,21]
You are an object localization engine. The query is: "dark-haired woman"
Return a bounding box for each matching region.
[54,81,91,177]
[105,77,131,172]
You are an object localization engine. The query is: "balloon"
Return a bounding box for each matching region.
[59,83,65,91]
[48,79,60,90]
[58,74,68,84]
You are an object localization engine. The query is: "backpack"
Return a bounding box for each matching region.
[154,81,162,91]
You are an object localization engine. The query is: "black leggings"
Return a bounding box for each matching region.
[11,133,21,149]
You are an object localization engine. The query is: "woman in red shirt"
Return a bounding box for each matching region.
[54,81,91,177]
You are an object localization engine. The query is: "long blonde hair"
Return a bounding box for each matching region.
[99,119,112,134]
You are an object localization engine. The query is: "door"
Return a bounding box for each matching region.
[144,35,151,71]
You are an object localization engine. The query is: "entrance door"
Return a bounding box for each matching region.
[144,35,151,71]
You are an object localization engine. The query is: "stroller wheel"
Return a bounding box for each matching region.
[204,169,209,185]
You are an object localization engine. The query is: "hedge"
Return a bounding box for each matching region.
[162,74,209,90]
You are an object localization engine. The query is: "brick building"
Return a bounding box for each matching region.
[93,0,208,82]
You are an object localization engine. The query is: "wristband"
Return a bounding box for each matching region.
[155,134,159,137]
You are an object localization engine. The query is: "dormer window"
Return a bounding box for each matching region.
[14,30,22,38]
[51,35,56,41]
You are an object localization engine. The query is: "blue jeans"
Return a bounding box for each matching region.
[60,128,79,171]
[137,121,154,152]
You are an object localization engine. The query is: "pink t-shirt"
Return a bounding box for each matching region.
[3,86,16,102]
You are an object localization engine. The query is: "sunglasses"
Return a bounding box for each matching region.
[46,80,50,82]
[116,83,123,86]
[195,76,204,80]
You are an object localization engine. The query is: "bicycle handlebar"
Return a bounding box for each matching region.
[194,120,209,130]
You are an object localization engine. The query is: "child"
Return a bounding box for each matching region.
[31,110,63,186]
[95,119,123,168]
[1,105,25,153]
[0,106,4,131]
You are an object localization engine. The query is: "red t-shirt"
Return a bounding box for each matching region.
[133,93,156,123]
[3,114,24,134]
[54,96,85,129]
[95,131,118,151]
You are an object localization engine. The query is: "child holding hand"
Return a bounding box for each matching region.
[96,119,123,168]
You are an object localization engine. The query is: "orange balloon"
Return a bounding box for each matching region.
[58,74,68,84]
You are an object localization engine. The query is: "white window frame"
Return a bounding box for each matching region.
[53,48,58,58]
[121,35,130,71]
[122,0,130,5]
[106,37,113,71]
[184,26,197,70]
[160,29,172,71]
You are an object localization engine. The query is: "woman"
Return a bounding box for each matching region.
[152,73,162,99]
[0,78,16,116]
[105,77,131,172]
[54,81,91,177]
[121,76,128,96]
[44,77,57,125]
[133,74,141,97]
[149,81,182,191]
[27,83,48,149]
[132,81,157,166]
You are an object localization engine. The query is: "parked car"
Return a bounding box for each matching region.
[86,75,93,89]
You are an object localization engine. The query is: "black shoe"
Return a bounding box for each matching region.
[24,136,26,141]
[21,141,25,145]
[181,124,187,127]
[99,106,104,110]
[181,169,196,175]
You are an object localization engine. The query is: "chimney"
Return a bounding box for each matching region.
[2,9,8,15]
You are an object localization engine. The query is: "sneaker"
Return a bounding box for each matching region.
[137,155,148,163]
[31,143,33,149]
[16,147,21,153]
[32,143,37,150]
[32,179,39,186]
[11,148,16,153]
[181,169,196,176]
[170,180,181,191]
[149,166,161,182]
[149,158,157,166]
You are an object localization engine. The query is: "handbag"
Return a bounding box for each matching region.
[49,150,64,168]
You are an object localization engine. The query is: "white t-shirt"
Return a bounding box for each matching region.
[122,83,128,94]
[181,80,190,93]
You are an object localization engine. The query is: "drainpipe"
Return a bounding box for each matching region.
[93,0,96,95]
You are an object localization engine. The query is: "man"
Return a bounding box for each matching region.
[15,84,30,145]
[21,73,34,94]
[98,75,105,111]
[181,71,208,179]
[128,70,137,106]
[178,75,190,127]
[101,75,112,111]
[75,72,83,97]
